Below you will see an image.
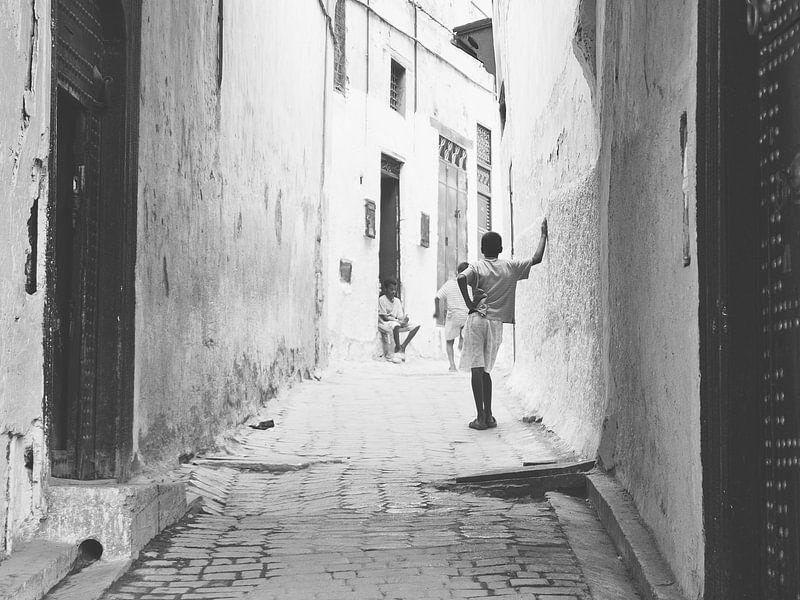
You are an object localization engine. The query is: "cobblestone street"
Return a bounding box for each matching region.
[101,360,605,600]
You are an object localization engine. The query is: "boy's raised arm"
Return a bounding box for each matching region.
[531,218,548,265]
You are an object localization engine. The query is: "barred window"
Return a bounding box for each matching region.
[334,0,346,92]
[477,164,491,237]
[390,59,406,114]
[477,124,491,166]
[478,194,492,237]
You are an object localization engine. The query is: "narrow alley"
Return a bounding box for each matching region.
[3,0,798,599]
[79,361,632,600]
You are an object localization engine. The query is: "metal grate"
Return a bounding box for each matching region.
[390,60,405,112]
[478,194,491,236]
[334,0,346,91]
[477,165,491,195]
[477,124,491,165]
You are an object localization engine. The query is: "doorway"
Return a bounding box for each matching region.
[45,0,140,481]
[379,155,402,292]
[378,154,403,296]
[699,1,799,597]
[437,136,468,292]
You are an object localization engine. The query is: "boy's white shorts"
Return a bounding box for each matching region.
[378,320,418,334]
[459,313,503,373]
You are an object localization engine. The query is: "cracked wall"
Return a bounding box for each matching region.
[133,0,329,471]
[0,0,51,556]
[494,1,701,597]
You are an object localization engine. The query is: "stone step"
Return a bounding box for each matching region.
[42,559,131,600]
[0,540,76,600]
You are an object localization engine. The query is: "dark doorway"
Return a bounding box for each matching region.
[699,1,800,597]
[379,155,402,291]
[45,0,140,481]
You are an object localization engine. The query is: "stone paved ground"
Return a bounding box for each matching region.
[101,360,595,600]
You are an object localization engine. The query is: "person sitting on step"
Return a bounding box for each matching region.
[378,278,420,364]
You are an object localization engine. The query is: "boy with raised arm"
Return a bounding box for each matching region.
[457,220,548,430]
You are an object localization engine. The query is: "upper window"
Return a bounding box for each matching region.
[390,59,406,115]
[333,0,346,92]
[477,124,491,166]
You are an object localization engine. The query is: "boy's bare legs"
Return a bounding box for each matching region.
[446,339,457,371]
[392,326,402,353]
[399,325,421,352]
[469,367,488,429]
[483,372,496,427]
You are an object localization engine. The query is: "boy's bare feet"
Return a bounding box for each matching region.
[468,418,488,430]
[448,365,457,372]
[485,416,497,428]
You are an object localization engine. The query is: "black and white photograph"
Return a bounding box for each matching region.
[0,1,792,599]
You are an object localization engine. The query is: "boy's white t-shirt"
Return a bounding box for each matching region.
[378,295,405,320]
[436,279,468,319]
[461,257,533,324]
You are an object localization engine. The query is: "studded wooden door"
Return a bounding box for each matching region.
[47,0,138,480]
[757,1,800,595]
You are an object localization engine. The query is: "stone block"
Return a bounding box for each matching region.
[40,479,186,560]
[0,540,76,600]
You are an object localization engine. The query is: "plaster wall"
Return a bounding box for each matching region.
[327,0,501,362]
[598,3,702,596]
[0,0,51,554]
[494,0,604,459]
[134,0,329,468]
[494,1,702,597]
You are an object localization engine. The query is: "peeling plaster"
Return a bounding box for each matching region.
[1,0,51,555]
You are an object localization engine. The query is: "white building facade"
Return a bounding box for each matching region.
[326,0,502,362]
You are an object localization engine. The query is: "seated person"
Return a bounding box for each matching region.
[378,278,420,363]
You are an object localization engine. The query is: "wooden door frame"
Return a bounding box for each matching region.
[380,154,403,294]
[44,0,141,482]
[697,1,761,597]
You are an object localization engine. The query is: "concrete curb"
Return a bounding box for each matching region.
[547,492,641,600]
[44,559,132,600]
[586,473,688,600]
[0,540,77,600]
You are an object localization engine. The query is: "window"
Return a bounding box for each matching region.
[477,124,492,166]
[390,59,406,114]
[478,168,492,237]
[477,125,492,237]
[334,0,346,92]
